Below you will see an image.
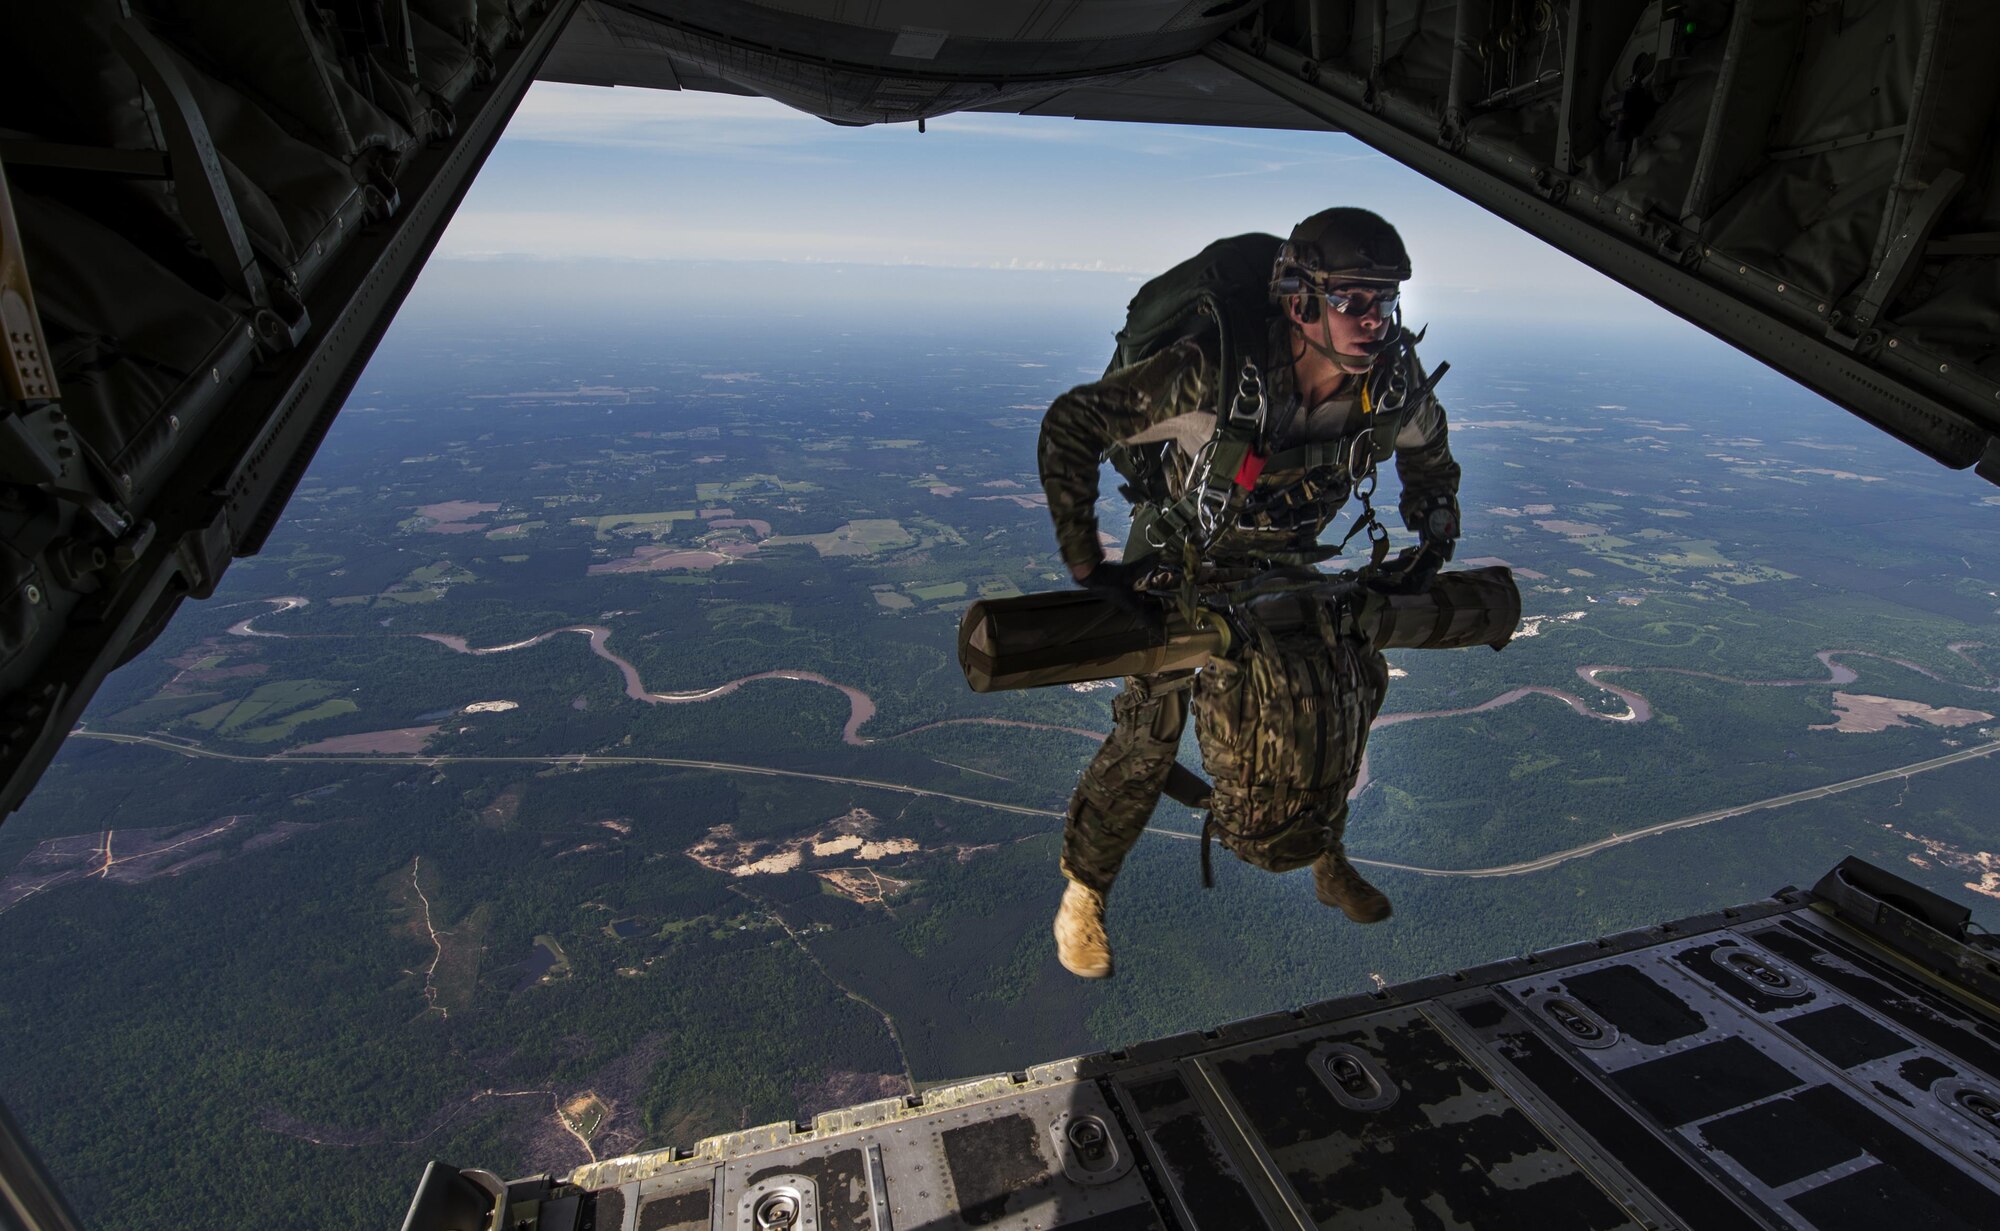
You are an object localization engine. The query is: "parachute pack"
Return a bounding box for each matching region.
[1102,233,1284,509]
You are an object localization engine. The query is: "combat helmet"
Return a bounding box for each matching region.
[1269,207,1412,299]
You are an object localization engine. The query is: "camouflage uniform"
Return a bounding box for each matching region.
[1039,323,1459,892]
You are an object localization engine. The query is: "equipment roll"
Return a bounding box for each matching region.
[958,565,1520,693]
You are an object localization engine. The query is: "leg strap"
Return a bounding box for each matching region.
[1163,761,1212,809]
[1200,814,1215,889]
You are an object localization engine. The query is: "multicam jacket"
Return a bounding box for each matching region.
[1037,322,1461,572]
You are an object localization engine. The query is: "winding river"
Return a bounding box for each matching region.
[417,627,879,746]
[228,597,1993,754]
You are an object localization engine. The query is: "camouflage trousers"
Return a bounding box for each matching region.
[1060,632,1390,894]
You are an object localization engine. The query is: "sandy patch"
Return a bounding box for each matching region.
[1884,824,2000,902]
[1514,612,1587,638]
[735,850,803,876]
[687,808,925,881]
[810,834,919,860]
[464,700,519,714]
[1812,693,1993,734]
[289,725,439,754]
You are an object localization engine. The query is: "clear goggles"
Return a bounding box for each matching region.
[1320,285,1400,318]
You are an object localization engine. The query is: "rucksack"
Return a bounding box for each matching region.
[1104,234,1283,504]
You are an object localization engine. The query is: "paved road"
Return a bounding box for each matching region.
[1332,739,2000,878]
[72,731,1063,819]
[74,731,1999,879]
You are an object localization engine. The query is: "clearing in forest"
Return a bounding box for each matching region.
[184,680,357,744]
[589,511,696,539]
[766,519,912,557]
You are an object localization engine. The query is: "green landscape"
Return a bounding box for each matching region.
[1,316,1995,1230]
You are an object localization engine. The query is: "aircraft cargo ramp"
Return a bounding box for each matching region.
[401,857,2000,1230]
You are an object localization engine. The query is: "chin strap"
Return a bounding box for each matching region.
[1288,311,1384,375]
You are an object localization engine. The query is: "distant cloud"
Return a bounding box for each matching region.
[438,208,1154,273]
[436,81,1662,324]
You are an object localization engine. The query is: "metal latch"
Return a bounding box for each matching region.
[1938,1080,2000,1140]
[1050,1110,1132,1185]
[1531,993,1620,1049]
[753,1192,799,1229]
[737,1177,815,1230]
[1711,944,1809,999]
[1310,1042,1399,1112]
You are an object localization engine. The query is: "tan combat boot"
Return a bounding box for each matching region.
[1313,853,1392,923]
[1053,880,1113,978]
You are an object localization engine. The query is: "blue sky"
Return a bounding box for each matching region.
[433,82,1671,327]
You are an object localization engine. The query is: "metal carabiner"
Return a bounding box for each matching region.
[1346,430,1378,488]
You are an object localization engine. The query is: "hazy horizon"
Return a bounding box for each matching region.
[427,81,1673,329]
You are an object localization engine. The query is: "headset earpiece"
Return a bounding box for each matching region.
[1297,295,1320,325]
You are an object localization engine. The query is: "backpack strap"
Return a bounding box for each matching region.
[1148,358,1270,553]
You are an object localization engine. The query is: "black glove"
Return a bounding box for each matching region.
[1369,543,1447,595]
[1076,559,1165,629]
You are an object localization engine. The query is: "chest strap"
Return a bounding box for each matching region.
[1150,358,1267,550]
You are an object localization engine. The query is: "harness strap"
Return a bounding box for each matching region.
[1261,439,1348,472]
